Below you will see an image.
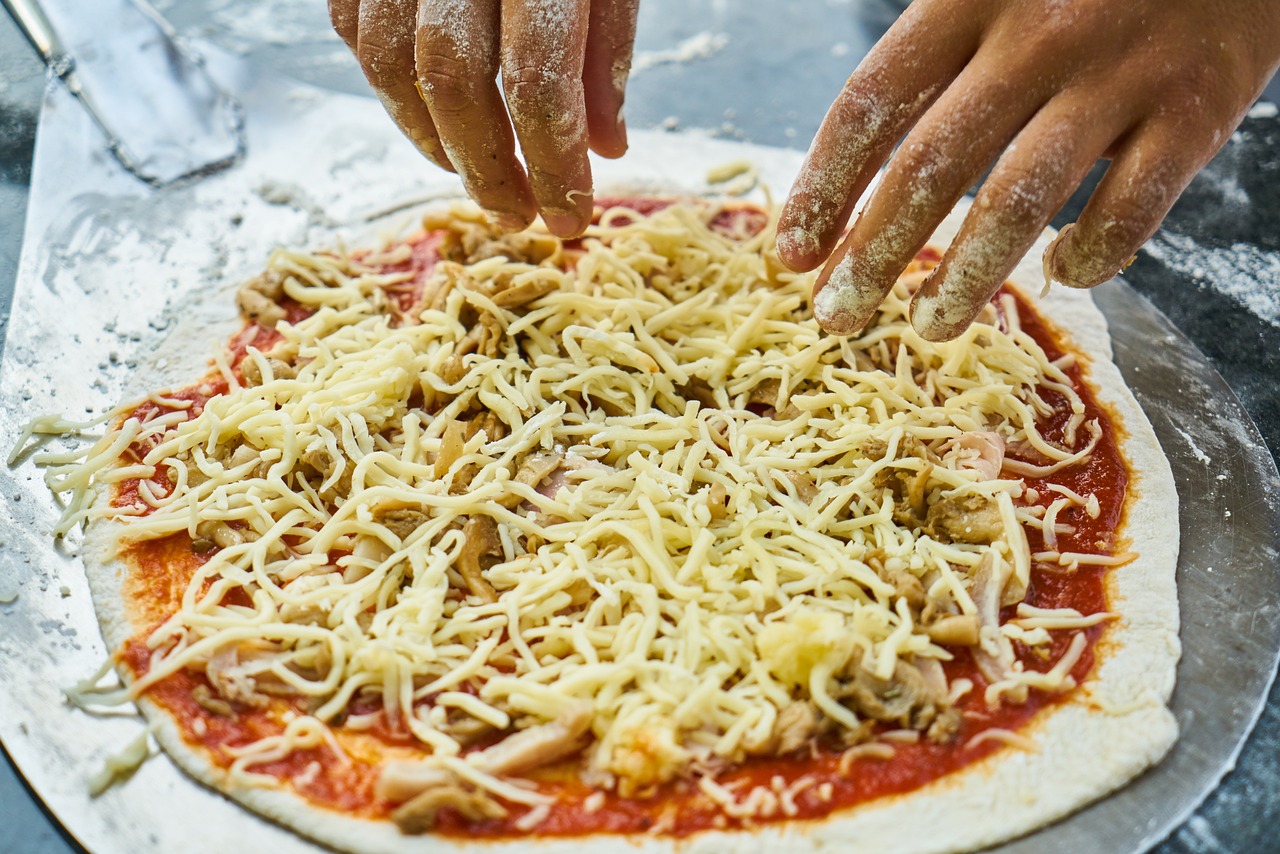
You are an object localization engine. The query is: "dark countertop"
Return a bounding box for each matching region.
[1,1,1278,852]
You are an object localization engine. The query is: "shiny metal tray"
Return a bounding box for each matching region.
[1,59,1278,854]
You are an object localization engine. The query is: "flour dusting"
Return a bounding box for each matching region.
[1247,101,1278,120]
[632,32,728,74]
[1144,230,1280,328]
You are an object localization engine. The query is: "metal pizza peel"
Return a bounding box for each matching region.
[0,30,1279,854]
[0,0,243,186]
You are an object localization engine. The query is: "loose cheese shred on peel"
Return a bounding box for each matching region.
[28,200,1125,822]
[87,727,152,797]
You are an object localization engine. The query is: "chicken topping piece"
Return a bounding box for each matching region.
[478,704,593,776]
[423,208,561,267]
[391,785,507,835]
[946,431,1006,480]
[380,705,592,833]
[774,702,820,754]
[236,271,287,326]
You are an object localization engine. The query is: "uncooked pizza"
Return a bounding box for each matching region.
[26,195,1179,854]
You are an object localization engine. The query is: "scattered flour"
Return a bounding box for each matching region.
[1144,230,1280,329]
[1174,426,1213,465]
[632,32,729,74]
[1247,101,1278,120]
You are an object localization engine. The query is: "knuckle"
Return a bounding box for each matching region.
[358,39,410,83]
[981,163,1056,222]
[417,55,480,114]
[504,72,585,142]
[893,136,958,198]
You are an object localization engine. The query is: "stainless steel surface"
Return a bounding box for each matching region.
[1,0,64,68]
[1003,282,1280,851]
[1,0,243,186]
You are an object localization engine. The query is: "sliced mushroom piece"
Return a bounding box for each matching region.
[747,378,783,412]
[194,520,253,550]
[491,277,559,309]
[466,410,506,443]
[925,614,981,646]
[706,482,730,521]
[676,377,719,409]
[457,516,501,603]
[379,508,430,542]
[837,659,951,734]
[240,356,297,387]
[885,569,927,615]
[434,420,466,480]
[926,493,1003,545]
[784,471,819,504]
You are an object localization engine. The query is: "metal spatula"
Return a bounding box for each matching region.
[2,0,245,186]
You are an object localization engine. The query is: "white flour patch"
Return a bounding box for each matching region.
[1144,230,1280,328]
[632,32,729,74]
[1247,101,1278,120]
[1174,426,1212,465]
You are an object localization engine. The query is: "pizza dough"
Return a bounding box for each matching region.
[48,188,1181,854]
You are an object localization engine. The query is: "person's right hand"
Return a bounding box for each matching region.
[328,0,639,237]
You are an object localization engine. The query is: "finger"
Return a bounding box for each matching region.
[329,0,359,51]
[501,0,594,238]
[1045,119,1217,290]
[357,0,453,171]
[417,0,535,228]
[909,95,1133,341]
[776,0,987,273]
[811,62,1048,336]
[582,0,639,159]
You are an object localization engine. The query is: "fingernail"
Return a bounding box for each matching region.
[491,211,528,232]
[615,114,628,151]
[812,256,877,335]
[1042,223,1075,287]
[543,212,583,238]
[909,283,969,342]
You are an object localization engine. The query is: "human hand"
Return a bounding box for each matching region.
[777,0,1280,341]
[328,0,639,237]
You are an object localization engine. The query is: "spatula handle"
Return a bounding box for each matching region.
[0,0,73,76]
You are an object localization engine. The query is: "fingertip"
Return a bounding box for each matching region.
[908,283,972,342]
[491,210,534,233]
[589,116,628,160]
[810,253,880,336]
[1045,222,1116,289]
[775,224,825,273]
[543,211,588,239]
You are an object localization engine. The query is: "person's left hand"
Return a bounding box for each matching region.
[328,0,639,237]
